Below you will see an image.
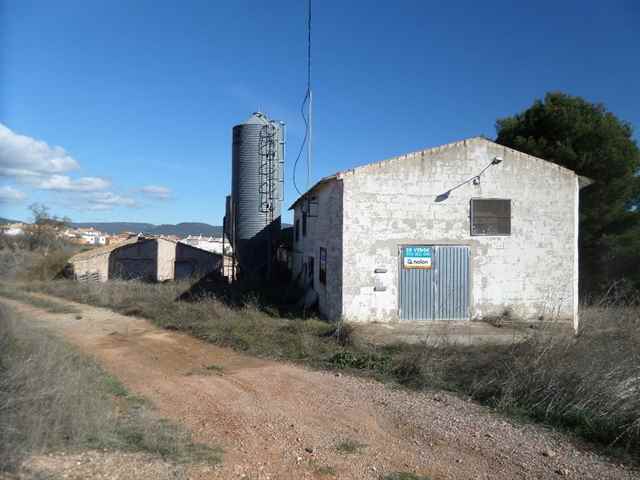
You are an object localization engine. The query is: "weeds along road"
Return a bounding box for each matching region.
[1,293,637,480]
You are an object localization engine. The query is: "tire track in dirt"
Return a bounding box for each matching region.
[2,294,637,480]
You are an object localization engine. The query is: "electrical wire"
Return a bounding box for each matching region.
[293,0,312,196]
[293,91,309,196]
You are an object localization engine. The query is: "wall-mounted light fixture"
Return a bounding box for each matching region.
[435,156,504,202]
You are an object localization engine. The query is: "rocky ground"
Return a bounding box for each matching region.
[1,294,638,480]
[15,451,211,480]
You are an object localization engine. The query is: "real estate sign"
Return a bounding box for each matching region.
[403,246,432,269]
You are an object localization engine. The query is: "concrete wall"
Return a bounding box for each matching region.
[157,238,176,281]
[110,240,158,281]
[175,242,221,280]
[291,180,343,320]
[71,255,109,282]
[340,137,578,323]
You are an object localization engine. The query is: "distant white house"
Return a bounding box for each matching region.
[82,232,107,245]
[1,223,26,236]
[180,235,231,255]
[60,227,107,245]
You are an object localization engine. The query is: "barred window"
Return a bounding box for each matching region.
[470,199,511,236]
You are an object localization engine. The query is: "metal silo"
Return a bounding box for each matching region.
[231,112,285,278]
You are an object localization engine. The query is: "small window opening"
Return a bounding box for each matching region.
[319,247,327,285]
[308,256,314,288]
[470,199,511,236]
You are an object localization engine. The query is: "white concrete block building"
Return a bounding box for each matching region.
[289,137,591,327]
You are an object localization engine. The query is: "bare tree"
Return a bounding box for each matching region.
[25,203,70,253]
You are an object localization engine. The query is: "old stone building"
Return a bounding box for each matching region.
[290,137,591,328]
[68,236,221,282]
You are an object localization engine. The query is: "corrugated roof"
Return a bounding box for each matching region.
[68,237,144,262]
[68,235,220,263]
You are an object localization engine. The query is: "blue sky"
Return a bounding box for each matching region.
[1,0,638,225]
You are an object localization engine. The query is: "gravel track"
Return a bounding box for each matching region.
[2,294,638,480]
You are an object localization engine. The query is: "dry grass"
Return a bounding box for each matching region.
[0,248,36,282]
[498,305,640,446]
[20,248,73,282]
[12,278,640,460]
[0,234,78,283]
[0,284,80,314]
[392,304,640,455]
[0,303,221,474]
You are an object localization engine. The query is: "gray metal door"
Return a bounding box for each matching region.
[399,245,470,320]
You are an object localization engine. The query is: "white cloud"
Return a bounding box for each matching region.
[140,185,172,200]
[86,192,138,210]
[0,124,152,213]
[0,123,79,178]
[0,124,124,212]
[36,175,111,192]
[0,185,26,203]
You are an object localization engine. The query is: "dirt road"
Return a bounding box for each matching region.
[2,294,637,480]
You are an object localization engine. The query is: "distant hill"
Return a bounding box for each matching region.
[72,222,154,234]
[149,223,223,236]
[72,222,223,237]
[0,217,21,225]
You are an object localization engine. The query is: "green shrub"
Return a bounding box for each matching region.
[328,350,393,374]
[335,439,367,454]
[383,473,431,480]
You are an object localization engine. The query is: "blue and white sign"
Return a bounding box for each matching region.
[403,246,433,269]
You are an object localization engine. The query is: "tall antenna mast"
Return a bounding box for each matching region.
[306,0,312,188]
[291,0,313,196]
